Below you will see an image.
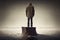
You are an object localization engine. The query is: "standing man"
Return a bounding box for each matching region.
[26,3,35,27]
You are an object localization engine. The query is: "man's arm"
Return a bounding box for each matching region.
[26,7,28,16]
[33,7,35,16]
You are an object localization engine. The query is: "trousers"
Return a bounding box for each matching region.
[27,17,33,27]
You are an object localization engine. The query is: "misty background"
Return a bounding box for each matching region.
[0,0,60,37]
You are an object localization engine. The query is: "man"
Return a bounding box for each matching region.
[26,3,35,27]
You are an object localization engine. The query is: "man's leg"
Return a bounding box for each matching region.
[31,18,33,27]
[28,18,30,27]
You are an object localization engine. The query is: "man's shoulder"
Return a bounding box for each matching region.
[28,5,34,7]
[26,6,34,10]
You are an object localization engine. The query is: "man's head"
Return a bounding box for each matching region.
[29,3,32,6]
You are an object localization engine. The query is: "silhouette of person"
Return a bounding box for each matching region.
[26,3,35,27]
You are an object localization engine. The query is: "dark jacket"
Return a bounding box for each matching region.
[26,5,35,18]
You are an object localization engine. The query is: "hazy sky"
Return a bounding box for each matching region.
[0,0,60,37]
